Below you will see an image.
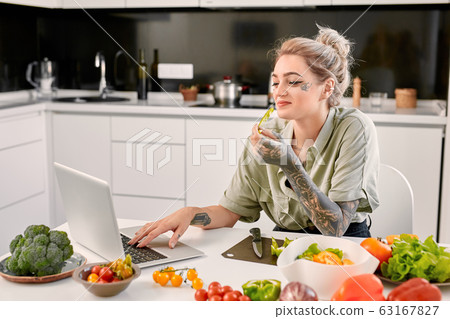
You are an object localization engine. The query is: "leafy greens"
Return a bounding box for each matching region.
[380,234,450,282]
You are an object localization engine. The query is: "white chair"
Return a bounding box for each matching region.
[369,163,414,238]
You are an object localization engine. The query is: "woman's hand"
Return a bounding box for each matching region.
[128,207,195,249]
[250,124,295,167]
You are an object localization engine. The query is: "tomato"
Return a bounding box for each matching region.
[97,278,109,284]
[158,272,170,286]
[87,273,99,283]
[192,278,204,290]
[208,286,222,299]
[112,277,121,282]
[171,274,183,287]
[343,259,354,265]
[91,265,101,275]
[233,290,242,297]
[164,267,175,279]
[99,267,114,282]
[208,281,221,290]
[186,269,198,281]
[152,270,160,283]
[194,289,208,301]
[220,285,233,295]
[360,237,392,270]
[223,291,239,301]
[209,295,222,301]
[313,251,343,265]
[239,295,251,301]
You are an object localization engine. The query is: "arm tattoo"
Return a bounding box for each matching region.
[281,152,359,236]
[190,212,211,226]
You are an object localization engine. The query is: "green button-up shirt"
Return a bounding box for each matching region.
[219,106,380,230]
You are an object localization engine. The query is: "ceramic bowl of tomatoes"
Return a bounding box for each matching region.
[72,262,141,297]
[277,235,379,300]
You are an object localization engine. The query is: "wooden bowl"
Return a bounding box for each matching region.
[72,262,140,297]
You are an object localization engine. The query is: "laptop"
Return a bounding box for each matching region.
[53,162,204,268]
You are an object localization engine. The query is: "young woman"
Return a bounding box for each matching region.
[129,25,379,249]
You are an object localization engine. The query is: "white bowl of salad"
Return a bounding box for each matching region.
[277,235,379,300]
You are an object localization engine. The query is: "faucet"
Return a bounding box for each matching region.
[95,51,107,97]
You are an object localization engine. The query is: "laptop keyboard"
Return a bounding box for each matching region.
[121,234,167,264]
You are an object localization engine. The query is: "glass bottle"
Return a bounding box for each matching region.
[137,49,148,100]
[150,49,161,92]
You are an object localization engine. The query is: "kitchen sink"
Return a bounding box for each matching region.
[53,96,130,103]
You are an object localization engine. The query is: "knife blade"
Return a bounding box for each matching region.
[250,227,263,258]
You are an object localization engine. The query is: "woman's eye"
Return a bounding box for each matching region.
[289,81,303,85]
[271,82,279,87]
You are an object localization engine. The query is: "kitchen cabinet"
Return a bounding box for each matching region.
[110,115,186,220]
[376,125,444,240]
[0,110,49,255]
[332,0,448,5]
[60,0,125,8]
[52,113,111,226]
[0,0,59,8]
[200,0,305,8]
[126,0,199,7]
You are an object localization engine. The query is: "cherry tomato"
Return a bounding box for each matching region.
[233,290,243,297]
[171,274,183,287]
[208,286,222,299]
[208,281,221,290]
[87,273,99,283]
[239,295,251,301]
[209,295,222,301]
[223,291,239,301]
[112,277,121,282]
[194,289,208,301]
[360,237,392,270]
[220,285,233,295]
[192,278,204,290]
[158,272,170,286]
[313,251,343,265]
[91,265,101,275]
[152,270,160,283]
[97,278,109,284]
[164,267,175,279]
[186,269,198,281]
[99,267,114,282]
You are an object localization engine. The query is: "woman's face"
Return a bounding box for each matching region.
[272,54,327,121]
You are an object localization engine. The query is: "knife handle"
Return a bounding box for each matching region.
[250,227,261,238]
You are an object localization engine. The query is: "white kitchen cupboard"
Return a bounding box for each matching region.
[51,113,111,226]
[0,0,59,8]
[110,115,186,220]
[332,0,448,5]
[200,0,304,8]
[60,0,125,8]
[376,125,444,240]
[0,110,49,255]
[126,0,199,7]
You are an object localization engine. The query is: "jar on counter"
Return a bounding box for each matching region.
[395,88,417,108]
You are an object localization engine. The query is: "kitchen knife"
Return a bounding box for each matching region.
[249,227,263,258]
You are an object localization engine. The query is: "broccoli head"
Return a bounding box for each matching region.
[5,224,73,277]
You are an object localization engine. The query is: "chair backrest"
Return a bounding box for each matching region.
[369,163,414,238]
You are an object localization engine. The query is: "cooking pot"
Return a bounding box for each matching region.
[212,76,244,108]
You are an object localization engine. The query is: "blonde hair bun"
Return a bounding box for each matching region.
[315,25,353,62]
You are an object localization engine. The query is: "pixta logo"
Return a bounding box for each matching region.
[126,128,172,175]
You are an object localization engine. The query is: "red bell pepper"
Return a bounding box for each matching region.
[387,278,442,301]
[331,273,386,301]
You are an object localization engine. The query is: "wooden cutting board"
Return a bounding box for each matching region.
[221,236,284,265]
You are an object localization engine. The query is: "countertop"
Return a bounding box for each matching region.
[1,219,449,302]
[0,90,447,126]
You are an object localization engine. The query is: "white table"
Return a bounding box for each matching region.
[1,219,449,301]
